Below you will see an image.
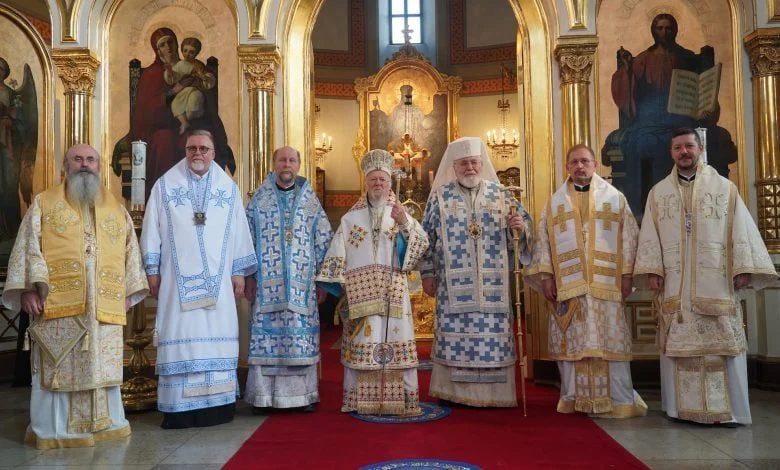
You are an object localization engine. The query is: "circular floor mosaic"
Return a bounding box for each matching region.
[350,401,450,424]
[360,459,481,470]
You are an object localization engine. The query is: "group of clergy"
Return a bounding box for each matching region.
[3,126,777,450]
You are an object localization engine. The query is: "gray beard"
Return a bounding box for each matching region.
[66,171,101,206]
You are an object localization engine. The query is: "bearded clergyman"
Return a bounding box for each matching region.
[316,149,429,416]
[2,144,148,449]
[421,137,532,407]
[634,127,779,425]
[141,130,257,428]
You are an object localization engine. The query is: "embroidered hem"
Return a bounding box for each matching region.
[25,424,131,450]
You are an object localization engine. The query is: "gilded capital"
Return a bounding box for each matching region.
[52,49,100,95]
[354,76,372,96]
[745,30,780,78]
[554,38,598,85]
[238,46,281,92]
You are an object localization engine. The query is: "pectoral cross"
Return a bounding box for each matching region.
[595,202,621,231]
[194,212,206,225]
[552,204,575,233]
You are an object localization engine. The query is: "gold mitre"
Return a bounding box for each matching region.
[361,149,394,176]
[448,137,483,161]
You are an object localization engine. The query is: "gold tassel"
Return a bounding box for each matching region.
[23,331,30,351]
[51,369,60,390]
[81,331,89,352]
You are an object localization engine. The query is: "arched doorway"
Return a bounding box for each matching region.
[282,0,555,376]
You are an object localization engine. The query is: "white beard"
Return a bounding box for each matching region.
[66,170,101,206]
[190,161,206,173]
[457,175,481,188]
[368,195,386,208]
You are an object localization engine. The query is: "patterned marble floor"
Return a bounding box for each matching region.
[0,385,778,469]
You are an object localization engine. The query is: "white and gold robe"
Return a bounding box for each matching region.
[525,175,646,417]
[2,194,148,449]
[316,192,428,415]
[634,164,778,424]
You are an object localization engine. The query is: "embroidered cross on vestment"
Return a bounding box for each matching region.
[552,204,575,233]
[595,202,621,231]
[658,195,679,221]
[701,192,727,220]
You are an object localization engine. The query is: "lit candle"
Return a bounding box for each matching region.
[131,140,147,207]
[428,170,434,186]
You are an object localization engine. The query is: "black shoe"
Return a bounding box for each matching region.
[716,421,739,428]
[251,406,271,415]
[302,404,316,413]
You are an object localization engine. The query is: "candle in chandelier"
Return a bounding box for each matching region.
[416,163,422,182]
[328,135,332,147]
[130,140,147,207]
[428,170,434,186]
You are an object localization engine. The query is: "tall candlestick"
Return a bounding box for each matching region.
[131,141,147,208]
[428,170,434,187]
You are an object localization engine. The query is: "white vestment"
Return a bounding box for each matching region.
[634,164,779,424]
[141,160,257,414]
[317,193,429,415]
[525,175,646,417]
[2,196,147,449]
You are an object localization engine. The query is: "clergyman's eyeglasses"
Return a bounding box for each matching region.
[186,146,212,155]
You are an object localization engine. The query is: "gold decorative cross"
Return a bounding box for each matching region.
[595,202,621,231]
[552,204,575,233]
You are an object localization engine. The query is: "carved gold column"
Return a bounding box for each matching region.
[239,46,280,193]
[52,49,100,149]
[554,37,598,155]
[746,30,780,252]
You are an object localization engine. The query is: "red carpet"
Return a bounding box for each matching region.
[225,327,648,470]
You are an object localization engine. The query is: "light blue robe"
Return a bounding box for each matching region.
[244,174,333,407]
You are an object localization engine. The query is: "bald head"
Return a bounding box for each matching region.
[273,146,301,188]
[64,144,100,176]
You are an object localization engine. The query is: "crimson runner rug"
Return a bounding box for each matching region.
[224,327,648,470]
